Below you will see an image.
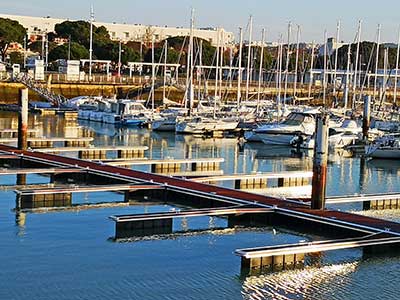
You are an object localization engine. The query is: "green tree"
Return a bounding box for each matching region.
[54,21,109,48]
[0,18,27,61]
[8,51,24,65]
[48,42,89,61]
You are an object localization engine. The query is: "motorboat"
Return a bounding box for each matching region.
[366,134,400,159]
[256,109,321,145]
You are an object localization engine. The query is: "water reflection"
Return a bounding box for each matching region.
[242,261,359,300]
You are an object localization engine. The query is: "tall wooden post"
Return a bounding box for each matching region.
[17,88,29,186]
[311,113,329,210]
[18,88,28,150]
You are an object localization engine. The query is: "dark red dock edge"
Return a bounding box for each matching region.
[2,144,400,235]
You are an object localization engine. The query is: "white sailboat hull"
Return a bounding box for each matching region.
[152,119,176,131]
[176,119,238,134]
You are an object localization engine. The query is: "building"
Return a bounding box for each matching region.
[0,13,235,46]
[318,37,346,56]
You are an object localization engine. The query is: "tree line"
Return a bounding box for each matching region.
[1,17,399,75]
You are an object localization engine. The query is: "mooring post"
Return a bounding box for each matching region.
[18,88,29,150]
[16,88,29,186]
[362,95,371,141]
[311,113,329,210]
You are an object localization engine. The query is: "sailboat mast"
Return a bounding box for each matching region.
[237,27,243,108]
[185,8,195,114]
[333,20,340,95]
[219,30,224,98]
[293,25,300,99]
[277,36,283,119]
[198,40,203,102]
[151,35,155,120]
[374,24,381,101]
[308,41,315,99]
[257,28,266,115]
[89,5,94,80]
[163,40,167,102]
[245,15,253,101]
[344,42,351,109]
[283,22,292,104]
[394,27,400,104]
[352,20,362,108]
[323,30,328,106]
[214,28,220,99]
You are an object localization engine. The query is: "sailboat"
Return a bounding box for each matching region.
[174,10,239,135]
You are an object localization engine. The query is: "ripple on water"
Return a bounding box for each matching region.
[241,262,359,300]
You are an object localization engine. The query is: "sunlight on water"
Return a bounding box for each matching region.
[242,262,359,300]
[353,209,400,223]
[114,227,269,243]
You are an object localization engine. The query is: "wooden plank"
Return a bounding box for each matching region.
[0,168,84,175]
[326,193,400,204]
[236,234,400,258]
[111,206,273,222]
[0,137,94,143]
[35,146,148,152]
[105,157,224,166]
[191,171,313,182]
[15,184,163,195]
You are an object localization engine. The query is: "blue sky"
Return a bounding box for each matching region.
[2,0,400,43]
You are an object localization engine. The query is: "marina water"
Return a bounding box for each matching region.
[1,112,400,299]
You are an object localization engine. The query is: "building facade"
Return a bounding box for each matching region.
[0,13,234,46]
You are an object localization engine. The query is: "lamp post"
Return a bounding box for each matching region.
[118,40,122,77]
[68,35,71,61]
[89,5,94,80]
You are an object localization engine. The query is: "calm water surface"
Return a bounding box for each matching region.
[1,112,400,299]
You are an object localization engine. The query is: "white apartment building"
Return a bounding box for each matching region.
[0,13,234,46]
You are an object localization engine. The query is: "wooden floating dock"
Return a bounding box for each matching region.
[15,183,163,195]
[236,233,400,274]
[0,129,39,138]
[110,206,274,238]
[35,146,148,159]
[191,171,313,189]
[14,183,163,209]
[2,144,400,274]
[0,137,94,148]
[0,167,84,175]
[327,193,400,210]
[104,157,224,173]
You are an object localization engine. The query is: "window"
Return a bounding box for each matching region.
[124,32,129,38]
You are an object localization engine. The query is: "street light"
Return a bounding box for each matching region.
[118,40,122,77]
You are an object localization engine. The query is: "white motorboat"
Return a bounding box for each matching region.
[366,134,400,159]
[256,109,320,145]
[291,130,358,150]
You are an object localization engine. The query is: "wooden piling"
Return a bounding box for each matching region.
[311,113,329,210]
[18,88,28,150]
